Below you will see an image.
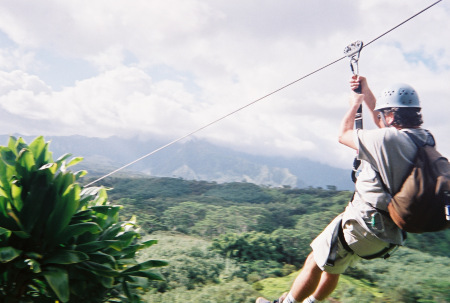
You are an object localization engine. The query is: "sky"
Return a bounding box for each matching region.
[0,0,449,170]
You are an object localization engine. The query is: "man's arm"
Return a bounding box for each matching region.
[350,76,383,128]
[338,92,364,150]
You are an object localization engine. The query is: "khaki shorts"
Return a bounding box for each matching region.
[310,214,391,274]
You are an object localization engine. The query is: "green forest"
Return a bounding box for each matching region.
[98,176,449,303]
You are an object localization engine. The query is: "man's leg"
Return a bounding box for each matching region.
[287,253,322,302]
[311,272,340,301]
[283,253,340,303]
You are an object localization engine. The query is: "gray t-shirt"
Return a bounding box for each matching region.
[343,127,429,245]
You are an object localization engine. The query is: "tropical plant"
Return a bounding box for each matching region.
[0,136,167,303]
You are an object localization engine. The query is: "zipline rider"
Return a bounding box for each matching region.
[270,76,433,303]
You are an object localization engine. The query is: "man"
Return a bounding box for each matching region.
[257,75,431,303]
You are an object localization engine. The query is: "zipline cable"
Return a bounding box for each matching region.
[84,0,442,187]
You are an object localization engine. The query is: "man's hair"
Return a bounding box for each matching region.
[382,107,423,128]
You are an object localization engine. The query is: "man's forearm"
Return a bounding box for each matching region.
[338,102,360,150]
[361,84,382,128]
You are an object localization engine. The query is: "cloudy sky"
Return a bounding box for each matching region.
[0,0,448,170]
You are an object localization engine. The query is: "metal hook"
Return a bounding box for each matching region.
[350,57,359,75]
[344,40,364,76]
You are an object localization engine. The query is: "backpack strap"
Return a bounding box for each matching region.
[403,129,435,148]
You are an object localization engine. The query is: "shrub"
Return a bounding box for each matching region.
[0,136,167,302]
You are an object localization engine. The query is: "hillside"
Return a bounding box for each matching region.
[103,176,450,303]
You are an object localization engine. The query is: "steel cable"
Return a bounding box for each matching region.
[85,0,442,187]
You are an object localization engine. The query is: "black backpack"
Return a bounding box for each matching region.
[387,131,450,233]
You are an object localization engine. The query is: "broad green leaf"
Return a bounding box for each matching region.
[59,222,102,240]
[14,137,28,155]
[12,230,30,239]
[0,246,22,262]
[20,174,52,233]
[8,208,26,232]
[56,153,72,163]
[74,170,87,180]
[140,239,158,249]
[39,162,57,174]
[80,186,103,198]
[91,187,109,206]
[43,267,69,302]
[100,223,123,241]
[91,205,121,229]
[55,153,72,171]
[0,227,11,237]
[103,240,124,251]
[117,258,138,266]
[17,148,36,171]
[81,261,118,277]
[79,187,103,209]
[54,172,75,196]
[24,252,43,259]
[76,240,119,253]
[29,136,48,166]
[122,260,168,274]
[25,258,41,273]
[45,184,81,246]
[0,148,16,166]
[59,184,81,223]
[99,276,114,288]
[88,251,116,267]
[43,250,89,265]
[0,186,9,198]
[122,280,132,301]
[125,270,165,281]
[11,180,23,211]
[117,242,153,258]
[0,164,13,201]
[70,209,94,223]
[66,157,83,168]
[111,230,140,251]
[7,136,17,154]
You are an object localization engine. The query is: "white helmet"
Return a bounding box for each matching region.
[375,83,421,111]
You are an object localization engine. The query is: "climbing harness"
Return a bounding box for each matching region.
[344,40,364,183]
[85,0,443,187]
[325,217,398,268]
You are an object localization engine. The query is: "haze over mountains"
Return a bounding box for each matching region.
[1,134,354,190]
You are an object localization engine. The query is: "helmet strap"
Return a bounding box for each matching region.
[379,112,391,128]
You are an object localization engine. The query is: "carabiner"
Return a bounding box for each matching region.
[344,40,364,76]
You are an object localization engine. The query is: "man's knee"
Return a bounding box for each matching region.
[299,252,322,277]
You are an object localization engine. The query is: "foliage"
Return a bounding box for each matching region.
[404,229,450,258]
[105,177,194,200]
[100,176,449,302]
[210,232,285,279]
[0,136,167,303]
[142,278,259,303]
[136,233,243,292]
[352,248,450,303]
[204,182,274,203]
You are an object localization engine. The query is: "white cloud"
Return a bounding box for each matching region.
[0,0,448,169]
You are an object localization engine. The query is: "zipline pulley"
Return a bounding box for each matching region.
[344,40,364,91]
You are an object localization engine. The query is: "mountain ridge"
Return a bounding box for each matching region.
[0,134,354,190]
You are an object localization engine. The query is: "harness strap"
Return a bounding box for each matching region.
[325,219,342,267]
[325,218,398,266]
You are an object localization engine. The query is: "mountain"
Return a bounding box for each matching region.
[0,134,355,190]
